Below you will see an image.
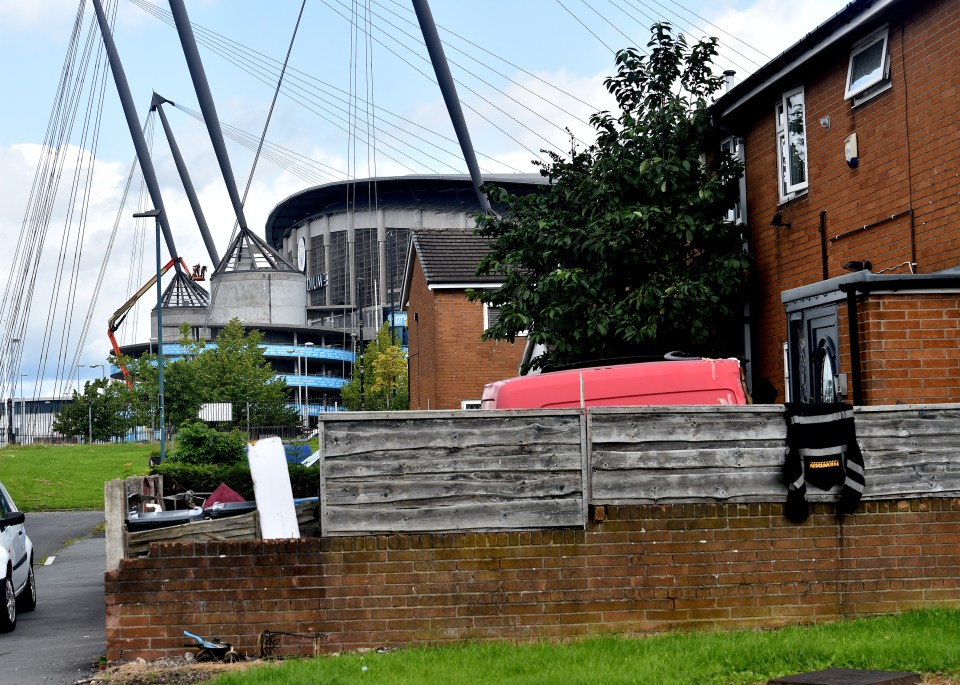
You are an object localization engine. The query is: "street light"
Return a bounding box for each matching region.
[303,342,314,428]
[86,365,105,445]
[8,338,20,444]
[134,208,165,462]
[19,373,27,442]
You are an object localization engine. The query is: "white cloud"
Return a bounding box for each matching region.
[0,0,78,30]
[0,143,134,396]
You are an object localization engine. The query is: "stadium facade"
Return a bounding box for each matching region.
[120,174,544,420]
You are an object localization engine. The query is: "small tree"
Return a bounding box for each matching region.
[52,377,131,442]
[166,420,247,465]
[126,319,298,429]
[192,319,299,426]
[341,324,409,411]
[470,24,748,371]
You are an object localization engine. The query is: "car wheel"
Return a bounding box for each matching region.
[0,573,16,633]
[17,562,36,612]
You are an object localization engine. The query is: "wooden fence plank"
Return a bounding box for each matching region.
[321,412,585,535]
[325,498,583,535]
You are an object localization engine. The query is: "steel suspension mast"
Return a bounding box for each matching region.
[89,0,182,264]
[152,93,220,267]
[167,0,250,231]
[411,0,492,214]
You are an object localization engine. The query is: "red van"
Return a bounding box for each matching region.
[480,358,748,409]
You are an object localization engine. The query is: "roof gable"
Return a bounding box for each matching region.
[714,0,911,121]
[410,228,501,285]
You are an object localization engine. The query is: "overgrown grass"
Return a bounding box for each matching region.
[212,610,960,685]
[0,443,153,510]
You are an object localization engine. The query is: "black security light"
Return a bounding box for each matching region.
[842,260,872,272]
[770,213,791,229]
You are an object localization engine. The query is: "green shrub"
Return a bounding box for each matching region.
[170,420,247,465]
[151,450,319,500]
[150,423,318,500]
[151,460,257,499]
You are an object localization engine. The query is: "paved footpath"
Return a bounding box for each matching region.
[1,512,107,685]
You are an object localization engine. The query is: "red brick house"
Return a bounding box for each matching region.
[715,0,960,405]
[401,228,525,409]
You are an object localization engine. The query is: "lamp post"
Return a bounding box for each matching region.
[19,373,27,443]
[303,342,314,428]
[296,345,302,417]
[8,338,20,444]
[357,278,365,411]
[87,365,105,444]
[134,208,165,461]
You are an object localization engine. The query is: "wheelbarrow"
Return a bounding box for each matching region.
[183,630,239,662]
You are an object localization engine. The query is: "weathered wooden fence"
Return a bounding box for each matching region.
[318,404,960,535]
[319,410,587,534]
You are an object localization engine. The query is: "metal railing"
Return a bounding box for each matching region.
[0,398,330,446]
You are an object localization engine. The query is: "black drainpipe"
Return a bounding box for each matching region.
[819,211,828,281]
[844,289,863,406]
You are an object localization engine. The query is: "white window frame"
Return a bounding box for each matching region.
[460,400,482,410]
[721,136,746,225]
[845,26,890,101]
[775,87,808,202]
[483,302,527,337]
[483,302,500,331]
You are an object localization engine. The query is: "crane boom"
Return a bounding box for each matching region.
[108,257,191,390]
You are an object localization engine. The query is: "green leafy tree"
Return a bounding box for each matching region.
[191,319,299,426]
[52,377,132,441]
[341,323,409,411]
[470,24,749,371]
[122,330,205,429]
[124,319,298,429]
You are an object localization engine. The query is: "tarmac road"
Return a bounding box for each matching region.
[1,511,107,685]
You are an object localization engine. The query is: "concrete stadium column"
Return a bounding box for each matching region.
[378,209,387,316]
[348,216,356,308]
[324,216,332,308]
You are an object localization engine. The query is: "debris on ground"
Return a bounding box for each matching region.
[83,655,277,685]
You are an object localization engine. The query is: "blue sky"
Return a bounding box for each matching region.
[0,0,847,396]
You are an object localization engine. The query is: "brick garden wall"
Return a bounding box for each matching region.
[105,498,960,661]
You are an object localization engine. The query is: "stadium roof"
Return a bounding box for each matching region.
[263,173,547,249]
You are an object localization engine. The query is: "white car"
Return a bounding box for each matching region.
[0,481,35,632]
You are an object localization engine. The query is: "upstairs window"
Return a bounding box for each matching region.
[845,26,890,101]
[721,136,746,224]
[776,87,808,201]
[484,303,501,331]
[483,303,527,337]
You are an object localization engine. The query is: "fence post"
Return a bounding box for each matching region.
[104,479,128,571]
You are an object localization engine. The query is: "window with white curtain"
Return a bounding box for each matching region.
[775,87,808,201]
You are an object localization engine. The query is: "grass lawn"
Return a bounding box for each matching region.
[0,443,154,510]
[204,610,960,685]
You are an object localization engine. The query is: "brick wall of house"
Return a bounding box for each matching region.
[858,293,960,404]
[406,260,525,410]
[105,498,960,661]
[737,0,960,402]
[406,260,438,410]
